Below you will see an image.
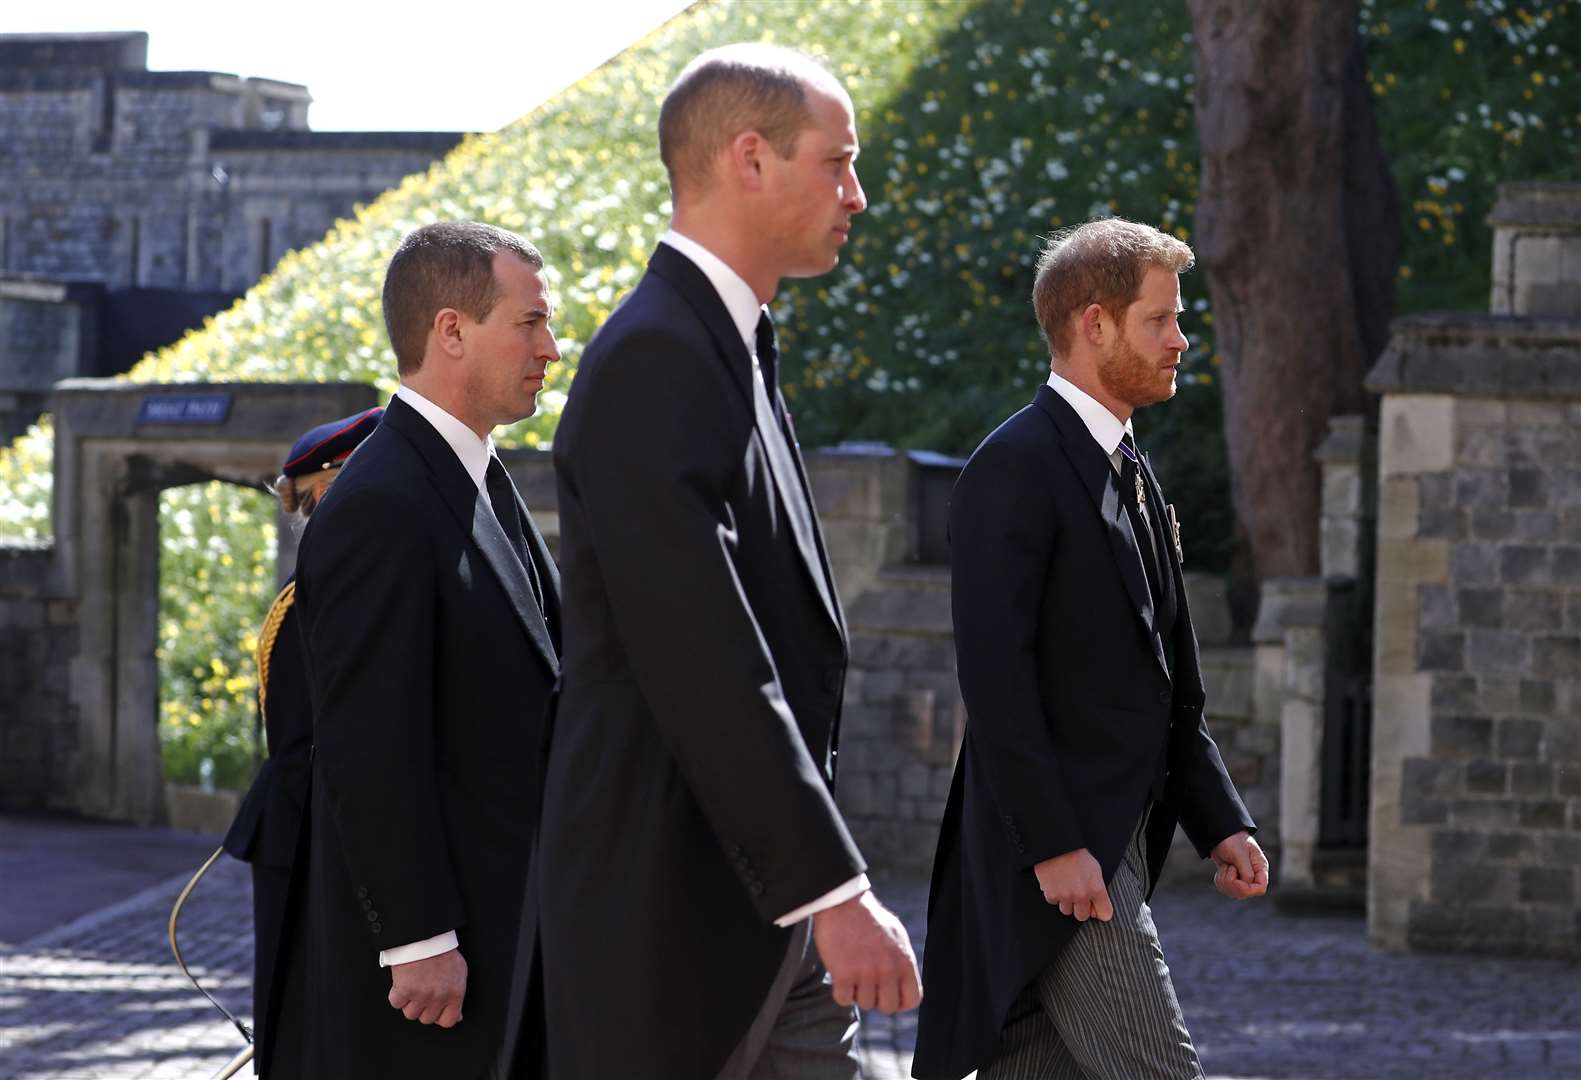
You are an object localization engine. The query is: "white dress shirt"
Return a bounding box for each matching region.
[374,383,495,968]
[1046,370,1135,475]
[661,230,872,926]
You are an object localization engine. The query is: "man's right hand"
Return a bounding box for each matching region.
[388,948,467,1028]
[1033,848,1113,922]
[811,890,922,1015]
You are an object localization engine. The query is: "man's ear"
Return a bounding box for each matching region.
[728,129,769,192]
[432,307,465,360]
[1079,302,1107,347]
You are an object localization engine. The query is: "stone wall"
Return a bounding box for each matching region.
[1255,416,1377,906]
[1490,182,1581,318]
[1365,182,1581,958]
[0,278,102,444]
[0,32,462,439]
[0,35,461,292]
[0,545,79,813]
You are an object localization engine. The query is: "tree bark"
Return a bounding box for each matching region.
[1188,0,1398,580]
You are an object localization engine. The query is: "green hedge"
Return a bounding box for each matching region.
[0,0,1574,785]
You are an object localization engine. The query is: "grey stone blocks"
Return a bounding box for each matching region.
[0,33,462,439]
[1370,187,1581,959]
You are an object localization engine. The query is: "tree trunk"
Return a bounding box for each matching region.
[1188,0,1398,581]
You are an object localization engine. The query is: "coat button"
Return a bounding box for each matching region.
[370,922,382,934]
[1157,690,1171,704]
[749,882,765,896]
[366,910,379,923]
[361,899,373,911]
[357,887,369,899]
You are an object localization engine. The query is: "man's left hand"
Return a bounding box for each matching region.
[1210,831,1269,900]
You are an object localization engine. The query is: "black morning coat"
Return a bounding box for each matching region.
[221,587,308,1077]
[288,396,560,1080]
[911,385,1255,1080]
[534,243,866,1079]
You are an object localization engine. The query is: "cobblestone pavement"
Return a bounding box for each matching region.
[858,873,1581,1079]
[0,815,223,946]
[2,862,1577,1079]
[1,857,255,1079]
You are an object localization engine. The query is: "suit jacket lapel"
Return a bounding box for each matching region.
[1140,451,1206,703]
[751,383,843,641]
[382,398,559,676]
[776,390,849,643]
[647,246,845,641]
[1138,452,1179,632]
[1032,386,1168,679]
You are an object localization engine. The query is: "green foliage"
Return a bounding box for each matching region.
[777,0,1579,567]
[157,483,278,787]
[0,0,1576,783]
[1363,0,1581,313]
[776,0,1230,560]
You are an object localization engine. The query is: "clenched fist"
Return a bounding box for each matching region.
[812,890,923,1014]
[388,948,467,1028]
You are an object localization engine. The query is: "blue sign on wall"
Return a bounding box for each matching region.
[136,393,233,425]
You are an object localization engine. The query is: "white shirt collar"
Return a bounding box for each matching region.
[660,229,764,354]
[393,383,494,491]
[1046,371,1135,465]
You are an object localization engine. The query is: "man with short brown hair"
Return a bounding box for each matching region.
[291,220,561,1079]
[913,217,1268,1080]
[381,220,545,377]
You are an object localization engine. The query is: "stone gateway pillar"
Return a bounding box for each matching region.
[1365,183,1581,959]
[0,380,376,824]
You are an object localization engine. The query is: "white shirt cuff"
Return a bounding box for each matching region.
[774,874,870,927]
[378,930,459,968]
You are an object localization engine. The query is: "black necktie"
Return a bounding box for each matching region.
[755,311,785,425]
[1119,433,1165,618]
[485,456,544,613]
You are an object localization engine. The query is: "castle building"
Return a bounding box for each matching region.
[0,32,465,442]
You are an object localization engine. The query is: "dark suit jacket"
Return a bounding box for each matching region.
[538,243,866,1079]
[222,587,310,1076]
[290,396,560,1080]
[912,385,1254,1080]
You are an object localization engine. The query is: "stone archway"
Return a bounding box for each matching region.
[36,379,378,824]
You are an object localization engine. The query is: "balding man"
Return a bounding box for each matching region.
[534,43,921,1080]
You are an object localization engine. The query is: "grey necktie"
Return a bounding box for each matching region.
[485,456,544,614]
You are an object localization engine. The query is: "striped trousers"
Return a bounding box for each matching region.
[977,811,1204,1080]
